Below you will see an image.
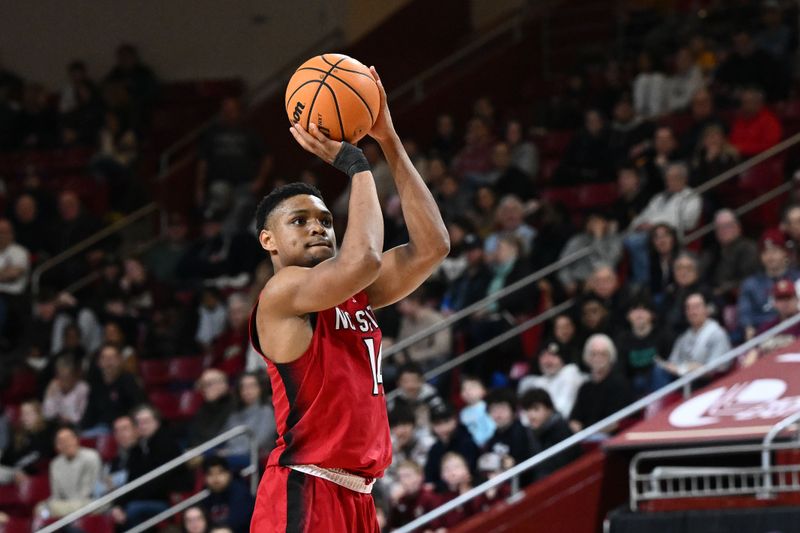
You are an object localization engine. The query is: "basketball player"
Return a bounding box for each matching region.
[249,67,449,532]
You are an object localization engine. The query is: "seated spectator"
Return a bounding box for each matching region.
[485,389,538,469]
[780,203,800,266]
[612,165,651,229]
[217,372,276,469]
[569,334,632,434]
[738,229,800,339]
[716,30,786,102]
[608,96,653,165]
[42,356,89,425]
[701,209,760,303]
[484,195,536,258]
[434,174,472,223]
[583,264,631,332]
[212,293,252,376]
[35,426,101,519]
[442,233,491,315]
[81,343,145,435]
[661,251,708,337]
[386,363,443,429]
[183,506,211,533]
[517,343,585,419]
[681,88,727,156]
[59,61,103,146]
[396,289,452,372]
[656,292,732,384]
[196,287,228,352]
[557,210,622,296]
[520,388,581,477]
[756,1,794,61]
[0,218,31,348]
[615,299,671,397]
[90,111,139,212]
[484,233,536,315]
[187,369,236,448]
[471,185,498,238]
[11,194,51,260]
[553,109,613,185]
[648,224,679,303]
[452,116,494,184]
[504,119,539,179]
[112,405,185,529]
[102,321,137,374]
[547,313,582,367]
[459,375,496,448]
[0,400,54,483]
[690,125,740,188]
[104,44,159,123]
[425,453,479,530]
[99,415,138,494]
[424,404,480,491]
[431,113,458,164]
[666,48,704,113]
[17,83,58,149]
[202,456,255,533]
[741,280,800,366]
[386,406,435,489]
[633,51,668,118]
[388,460,439,530]
[729,87,783,157]
[49,190,104,286]
[635,127,681,195]
[625,162,701,283]
[487,142,535,200]
[471,452,512,512]
[579,295,613,339]
[143,213,189,285]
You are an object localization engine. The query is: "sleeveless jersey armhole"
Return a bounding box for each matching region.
[249,301,318,361]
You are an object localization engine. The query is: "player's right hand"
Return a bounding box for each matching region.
[289,122,342,165]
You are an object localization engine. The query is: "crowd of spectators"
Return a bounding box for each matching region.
[1,1,800,532]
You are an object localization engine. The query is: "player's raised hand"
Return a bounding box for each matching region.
[289,122,342,164]
[367,66,396,143]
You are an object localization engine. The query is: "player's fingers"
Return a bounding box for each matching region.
[308,122,329,143]
[370,66,387,104]
[289,124,318,153]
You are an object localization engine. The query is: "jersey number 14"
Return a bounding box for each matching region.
[362,337,383,396]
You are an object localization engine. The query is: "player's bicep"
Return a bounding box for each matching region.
[365,245,441,309]
[267,258,380,315]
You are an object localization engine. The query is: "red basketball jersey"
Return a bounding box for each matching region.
[249,290,392,479]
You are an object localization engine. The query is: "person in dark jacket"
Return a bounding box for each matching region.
[520,388,581,478]
[111,405,186,529]
[484,389,539,475]
[187,369,236,448]
[424,403,480,492]
[81,344,145,434]
[201,456,255,533]
[553,109,613,185]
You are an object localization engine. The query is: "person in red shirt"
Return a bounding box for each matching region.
[729,87,783,157]
[249,67,449,533]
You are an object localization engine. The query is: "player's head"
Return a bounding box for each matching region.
[255,182,335,270]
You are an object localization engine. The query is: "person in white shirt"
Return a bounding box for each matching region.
[656,292,731,383]
[666,48,705,112]
[633,51,668,118]
[0,218,30,347]
[42,356,89,425]
[624,162,701,284]
[517,342,586,418]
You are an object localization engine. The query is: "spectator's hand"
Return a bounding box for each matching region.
[366,67,396,143]
[741,349,759,367]
[745,326,756,341]
[111,506,126,524]
[57,292,77,308]
[289,122,342,165]
[569,420,583,434]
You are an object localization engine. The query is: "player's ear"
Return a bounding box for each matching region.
[259,229,278,255]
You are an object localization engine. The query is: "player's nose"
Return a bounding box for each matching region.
[308,219,326,234]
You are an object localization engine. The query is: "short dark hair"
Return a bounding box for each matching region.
[397,362,424,379]
[519,388,555,411]
[485,388,517,410]
[388,406,416,427]
[255,182,323,230]
[203,455,231,474]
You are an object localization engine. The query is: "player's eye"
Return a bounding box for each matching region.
[292,217,306,226]
[321,218,332,228]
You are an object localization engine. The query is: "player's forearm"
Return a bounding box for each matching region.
[339,171,384,270]
[379,135,449,257]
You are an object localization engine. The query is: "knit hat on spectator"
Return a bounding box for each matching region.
[477,452,503,473]
[773,279,797,299]
[760,228,787,252]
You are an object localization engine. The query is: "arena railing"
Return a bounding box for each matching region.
[35,425,257,533]
[392,312,800,532]
[383,131,800,370]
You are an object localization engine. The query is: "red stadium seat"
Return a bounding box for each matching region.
[76,513,115,533]
[17,474,50,506]
[168,356,206,382]
[94,433,118,463]
[4,404,21,426]
[148,390,181,420]
[177,390,204,419]
[3,516,32,533]
[139,359,171,387]
[1,367,37,405]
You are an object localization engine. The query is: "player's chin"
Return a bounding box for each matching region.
[306,246,334,265]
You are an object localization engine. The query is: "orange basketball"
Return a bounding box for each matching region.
[285,53,380,143]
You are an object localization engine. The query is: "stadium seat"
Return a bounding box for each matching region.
[139,359,171,388]
[148,390,181,420]
[168,356,206,382]
[4,404,20,426]
[94,433,118,463]
[177,390,204,419]
[3,516,32,533]
[0,368,37,405]
[76,513,115,533]
[17,474,50,507]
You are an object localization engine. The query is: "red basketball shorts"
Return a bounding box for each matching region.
[250,466,380,533]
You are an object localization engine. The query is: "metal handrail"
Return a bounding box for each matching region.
[761,409,800,497]
[30,202,159,298]
[36,425,257,533]
[158,29,344,175]
[125,489,209,533]
[393,312,800,532]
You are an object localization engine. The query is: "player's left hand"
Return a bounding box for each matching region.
[289,122,343,164]
[367,66,396,143]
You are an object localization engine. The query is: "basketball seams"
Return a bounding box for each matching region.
[304,56,347,130]
[295,67,376,124]
[320,54,374,80]
[285,79,323,117]
[321,82,345,141]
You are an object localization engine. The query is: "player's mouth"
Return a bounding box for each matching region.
[306,240,332,249]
